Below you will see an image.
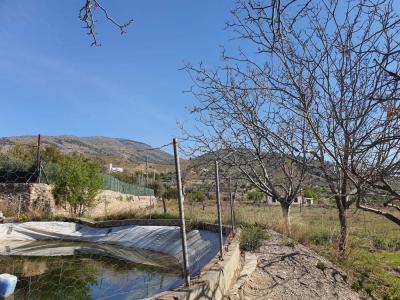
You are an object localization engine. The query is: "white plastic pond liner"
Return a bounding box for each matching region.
[0,222,221,275]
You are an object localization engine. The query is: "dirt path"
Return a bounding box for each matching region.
[228,231,365,300]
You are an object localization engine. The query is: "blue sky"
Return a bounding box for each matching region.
[0,1,235,147]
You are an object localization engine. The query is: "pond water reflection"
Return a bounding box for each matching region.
[0,241,183,300]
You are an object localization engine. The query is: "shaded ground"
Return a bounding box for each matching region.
[228,231,365,300]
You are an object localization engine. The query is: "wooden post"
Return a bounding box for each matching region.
[215,160,224,259]
[173,138,190,286]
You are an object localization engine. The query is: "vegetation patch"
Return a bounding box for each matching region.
[316,261,327,271]
[372,236,400,251]
[240,224,270,251]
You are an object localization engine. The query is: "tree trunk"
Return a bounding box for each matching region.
[280,202,292,237]
[338,207,348,256]
[162,197,167,214]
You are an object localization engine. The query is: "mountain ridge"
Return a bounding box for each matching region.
[0,135,174,164]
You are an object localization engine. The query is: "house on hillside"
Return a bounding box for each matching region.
[267,195,314,206]
[109,163,124,173]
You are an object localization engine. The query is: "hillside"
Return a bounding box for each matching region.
[0,135,174,165]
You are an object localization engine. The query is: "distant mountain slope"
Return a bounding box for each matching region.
[0,135,174,164]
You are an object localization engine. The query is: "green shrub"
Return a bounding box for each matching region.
[284,238,297,248]
[316,261,327,271]
[240,224,269,251]
[53,155,103,217]
[16,213,29,222]
[247,191,263,202]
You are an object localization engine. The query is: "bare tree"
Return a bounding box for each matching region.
[184,62,314,236]
[79,0,133,46]
[220,0,400,255]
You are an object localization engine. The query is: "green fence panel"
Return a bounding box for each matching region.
[102,174,154,196]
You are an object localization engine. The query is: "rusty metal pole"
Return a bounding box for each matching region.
[173,138,190,286]
[215,160,224,260]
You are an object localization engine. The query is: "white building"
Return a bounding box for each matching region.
[109,163,124,173]
[267,195,314,206]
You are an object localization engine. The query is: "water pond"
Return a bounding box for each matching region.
[0,241,183,300]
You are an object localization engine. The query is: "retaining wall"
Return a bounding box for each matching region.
[0,183,154,218]
[0,183,54,216]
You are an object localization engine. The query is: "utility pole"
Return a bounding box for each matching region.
[215,160,224,260]
[173,138,190,286]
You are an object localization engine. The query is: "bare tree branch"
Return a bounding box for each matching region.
[79,0,133,46]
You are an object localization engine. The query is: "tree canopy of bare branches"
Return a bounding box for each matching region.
[186,0,400,254]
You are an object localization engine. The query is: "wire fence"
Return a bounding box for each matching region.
[0,158,154,197]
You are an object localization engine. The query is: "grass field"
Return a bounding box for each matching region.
[103,200,399,299]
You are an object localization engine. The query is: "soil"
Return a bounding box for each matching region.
[228,231,367,300]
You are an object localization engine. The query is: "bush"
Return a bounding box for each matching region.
[240,224,269,251]
[53,155,103,217]
[192,191,206,202]
[316,261,327,271]
[247,191,263,202]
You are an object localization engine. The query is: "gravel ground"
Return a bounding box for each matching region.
[228,231,366,300]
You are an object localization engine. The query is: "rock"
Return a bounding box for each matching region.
[0,212,4,224]
[0,274,18,298]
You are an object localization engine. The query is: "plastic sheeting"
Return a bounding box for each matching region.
[0,222,221,275]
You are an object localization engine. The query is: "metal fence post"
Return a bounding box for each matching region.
[215,160,224,260]
[36,134,42,183]
[173,138,190,286]
[229,176,235,235]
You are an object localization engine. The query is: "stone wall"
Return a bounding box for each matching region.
[0,183,54,216]
[0,183,154,218]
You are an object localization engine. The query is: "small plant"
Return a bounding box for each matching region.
[284,238,297,248]
[351,271,370,293]
[16,213,29,222]
[316,261,327,271]
[240,224,269,251]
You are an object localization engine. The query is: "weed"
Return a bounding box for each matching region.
[284,238,297,248]
[16,213,29,222]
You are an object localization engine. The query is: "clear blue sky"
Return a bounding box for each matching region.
[0,0,234,147]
